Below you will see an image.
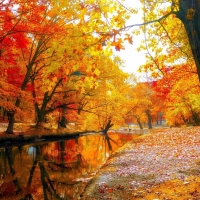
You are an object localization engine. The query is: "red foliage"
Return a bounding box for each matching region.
[151,80,170,100]
[7,67,24,87]
[7,67,33,91]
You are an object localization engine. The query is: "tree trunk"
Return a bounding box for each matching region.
[59,93,67,128]
[6,64,33,134]
[146,109,152,129]
[136,118,143,129]
[103,119,114,133]
[102,119,114,151]
[177,0,200,81]
[156,114,159,125]
[36,110,46,127]
[6,114,15,134]
[35,92,49,127]
[59,107,67,128]
[6,98,20,134]
[34,79,63,127]
[159,112,163,125]
[191,112,200,125]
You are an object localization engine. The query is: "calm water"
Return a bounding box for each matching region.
[0,132,139,200]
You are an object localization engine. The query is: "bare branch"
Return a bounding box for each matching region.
[142,0,164,76]
[159,21,189,58]
[115,0,133,13]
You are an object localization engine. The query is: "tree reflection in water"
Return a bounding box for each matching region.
[5,147,21,194]
[24,139,88,200]
[0,132,136,199]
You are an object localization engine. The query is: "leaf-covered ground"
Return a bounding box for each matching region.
[81,127,200,200]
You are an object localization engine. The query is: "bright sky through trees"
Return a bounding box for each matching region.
[115,0,171,75]
[114,36,146,74]
[114,0,146,74]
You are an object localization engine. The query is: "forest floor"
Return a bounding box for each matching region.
[81,127,200,200]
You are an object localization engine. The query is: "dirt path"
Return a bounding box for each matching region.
[80,127,200,200]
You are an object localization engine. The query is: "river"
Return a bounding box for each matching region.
[0,131,140,199]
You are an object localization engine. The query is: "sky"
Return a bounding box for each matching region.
[114,0,147,74]
[114,35,146,74]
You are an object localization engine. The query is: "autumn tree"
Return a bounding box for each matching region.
[125,75,147,129]
[76,55,129,133]
[141,48,200,127]
[0,0,132,134]
[3,1,65,133]
[163,64,200,126]
[102,0,199,99]
[126,77,165,129]
[0,0,36,131]
[120,0,200,127]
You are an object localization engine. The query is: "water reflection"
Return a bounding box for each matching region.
[0,132,138,199]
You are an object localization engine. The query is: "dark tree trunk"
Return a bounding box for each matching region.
[156,114,159,125]
[103,119,114,133]
[136,118,143,129]
[34,79,63,127]
[36,110,47,127]
[59,107,67,128]
[146,109,152,129]
[159,112,163,125]
[6,114,15,134]
[58,93,67,128]
[191,112,200,125]
[35,92,49,127]
[6,98,20,134]
[31,80,48,127]
[177,0,200,81]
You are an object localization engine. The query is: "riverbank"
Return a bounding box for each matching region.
[0,122,153,147]
[0,122,98,147]
[80,127,200,199]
